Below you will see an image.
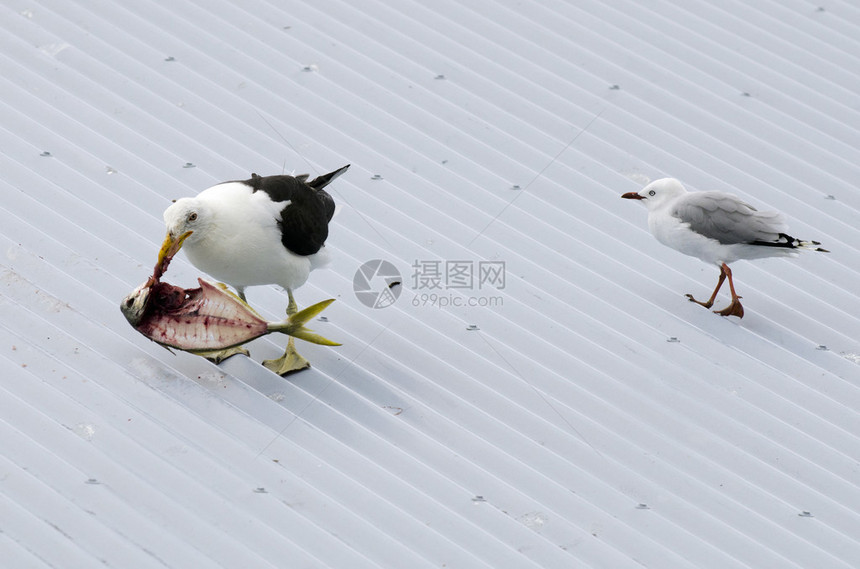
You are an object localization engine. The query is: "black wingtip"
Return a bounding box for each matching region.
[308,164,350,190]
[751,234,829,252]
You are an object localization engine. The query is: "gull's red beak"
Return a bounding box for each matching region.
[621,192,645,200]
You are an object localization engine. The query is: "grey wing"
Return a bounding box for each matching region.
[671,191,787,245]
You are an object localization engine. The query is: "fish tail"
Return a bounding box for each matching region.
[268,299,341,346]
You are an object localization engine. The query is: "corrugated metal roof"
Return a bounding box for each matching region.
[2,1,859,567]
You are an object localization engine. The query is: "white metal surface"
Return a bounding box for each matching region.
[2,1,859,567]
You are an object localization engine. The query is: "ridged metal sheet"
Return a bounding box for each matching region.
[2,1,859,568]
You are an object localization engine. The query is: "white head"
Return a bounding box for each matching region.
[621,178,687,210]
[163,197,214,246]
[156,197,216,266]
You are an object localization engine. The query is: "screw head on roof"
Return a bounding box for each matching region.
[816,345,829,351]
[666,337,680,343]
[636,503,650,509]
[609,84,620,90]
[85,478,100,485]
[183,162,196,168]
[466,324,479,331]
[371,174,383,180]
[40,151,52,157]
[471,495,486,503]
[798,511,813,517]
[253,487,268,494]
[435,74,446,80]
[164,56,175,62]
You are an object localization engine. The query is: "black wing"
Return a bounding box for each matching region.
[240,165,348,256]
[306,164,349,221]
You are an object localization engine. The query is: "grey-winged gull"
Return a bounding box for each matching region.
[622,178,828,318]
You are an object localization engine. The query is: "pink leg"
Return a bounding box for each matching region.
[713,263,744,318]
[685,265,727,309]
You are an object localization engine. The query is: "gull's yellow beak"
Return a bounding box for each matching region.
[156,230,193,269]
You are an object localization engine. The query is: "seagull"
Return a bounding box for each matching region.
[160,165,349,373]
[622,178,828,318]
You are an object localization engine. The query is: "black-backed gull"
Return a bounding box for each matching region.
[160,165,348,373]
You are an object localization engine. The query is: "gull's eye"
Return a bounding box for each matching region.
[648,190,656,196]
[125,297,134,307]
[188,212,198,222]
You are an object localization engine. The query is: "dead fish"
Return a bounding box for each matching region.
[121,230,339,354]
[121,278,338,353]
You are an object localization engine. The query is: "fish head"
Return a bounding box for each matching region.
[121,278,153,327]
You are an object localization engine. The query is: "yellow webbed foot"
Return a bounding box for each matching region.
[197,345,250,364]
[262,338,310,376]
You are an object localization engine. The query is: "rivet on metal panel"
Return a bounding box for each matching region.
[105,166,117,175]
[816,345,829,351]
[85,478,100,485]
[302,64,318,72]
[466,324,479,331]
[511,185,521,190]
[434,74,446,80]
[164,56,175,62]
[666,337,680,343]
[636,503,650,509]
[40,151,52,157]
[371,174,383,180]
[824,195,836,200]
[471,495,486,503]
[183,162,196,168]
[253,487,268,494]
[609,84,620,90]
[318,316,328,322]
[798,511,813,517]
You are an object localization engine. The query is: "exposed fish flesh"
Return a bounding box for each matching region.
[121,231,338,353]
